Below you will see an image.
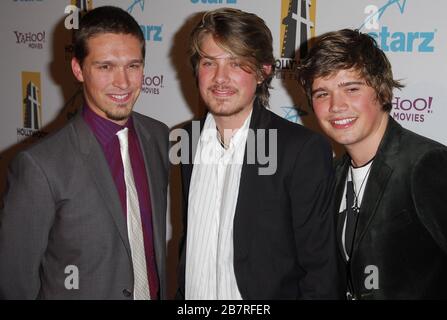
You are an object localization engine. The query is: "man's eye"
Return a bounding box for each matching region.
[201,61,213,67]
[313,92,328,99]
[98,65,111,70]
[347,87,360,93]
[129,64,142,69]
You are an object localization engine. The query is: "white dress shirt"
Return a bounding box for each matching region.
[185,111,252,300]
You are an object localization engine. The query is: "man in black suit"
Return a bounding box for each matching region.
[299,29,447,299]
[0,6,169,299]
[176,8,341,299]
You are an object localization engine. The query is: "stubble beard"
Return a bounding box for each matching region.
[208,98,245,117]
[104,103,133,122]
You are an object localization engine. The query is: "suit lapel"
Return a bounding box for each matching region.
[352,158,392,255]
[132,114,167,283]
[183,119,204,200]
[236,101,271,201]
[351,116,401,257]
[233,101,271,259]
[72,114,132,257]
[133,115,158,232]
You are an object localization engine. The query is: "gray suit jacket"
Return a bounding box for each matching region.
[0,112,169,299]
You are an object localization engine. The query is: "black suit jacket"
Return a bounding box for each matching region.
[334,116,447,299]
[178,101,342,299]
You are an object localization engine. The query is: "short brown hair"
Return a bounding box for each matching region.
[298,29,403,112]
[73,6,145,66]
[189,8,275,107]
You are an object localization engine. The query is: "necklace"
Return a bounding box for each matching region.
[216,128,230,150]
[349,162,373,213]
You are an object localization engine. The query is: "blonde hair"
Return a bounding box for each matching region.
[189,8,275,107]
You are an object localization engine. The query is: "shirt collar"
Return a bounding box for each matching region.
[200,110,253,149]
[230,110,252,149]
[82,104,135,146]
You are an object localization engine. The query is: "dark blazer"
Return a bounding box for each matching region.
[178,100,342,299]
[0,112,169,299]
[334,116,447,299]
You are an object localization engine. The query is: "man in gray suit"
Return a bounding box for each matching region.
[0,6,169,299]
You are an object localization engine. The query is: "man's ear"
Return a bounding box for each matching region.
[71,57,84,82]
[258,64,272,83]
[262,64,272,76]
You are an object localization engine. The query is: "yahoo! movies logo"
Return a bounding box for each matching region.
[142,74,164,95]
[359,0,435,53]
[13,30,46,49]
[276,0,316,80]
[17,72,47,140]
[392,95,434,123]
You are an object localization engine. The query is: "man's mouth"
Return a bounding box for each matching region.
[210,87,236,97]
[108,93,131,103]
[330,117,357,129]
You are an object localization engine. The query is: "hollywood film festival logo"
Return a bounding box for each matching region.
[277,0,315,123]
[277,0,316,80]
[17,72,47,140]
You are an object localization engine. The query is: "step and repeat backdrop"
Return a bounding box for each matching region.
[1,0,446,166]
[1,0,446,297]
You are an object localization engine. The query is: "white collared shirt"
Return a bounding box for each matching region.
[185,111,252,300]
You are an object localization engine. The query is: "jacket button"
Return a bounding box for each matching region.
[123,289,132,298]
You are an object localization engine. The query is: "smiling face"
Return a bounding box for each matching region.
[71,33,144,125]
[197,34,268,129]
[312,68,389,164]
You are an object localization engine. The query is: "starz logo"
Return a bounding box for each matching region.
[127,0,145,13]
[359,0,435,53]
[360,0,407,31]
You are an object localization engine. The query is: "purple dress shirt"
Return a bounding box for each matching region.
[83,105,159,299]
